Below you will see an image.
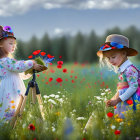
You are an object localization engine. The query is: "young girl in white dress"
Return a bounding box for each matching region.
[0,25,44,122]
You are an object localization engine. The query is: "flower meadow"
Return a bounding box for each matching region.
[0,60,140,140]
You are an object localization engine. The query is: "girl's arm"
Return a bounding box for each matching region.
[111,91,119,100]
[0,57,34,73]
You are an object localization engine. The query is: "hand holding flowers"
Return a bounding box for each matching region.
[106,97,122,107]
[25,50,54,75]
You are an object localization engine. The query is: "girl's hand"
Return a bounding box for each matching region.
[108,100,118,106]
[32,61,47,72]
[107,97,122,107]
[105,100,111,107]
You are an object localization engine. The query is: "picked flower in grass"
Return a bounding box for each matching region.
[57,65,62,69]
[63,68,67,73]
[114,106,117,109]
[114,130,121,135]
[49,77,53,82]
[76,117,85,120]
[28,124,35,131]
[126,100,133,105]
[56,78,63,83]
[25,50,55,75]
[57,61,63,65]
[107,112,114,118]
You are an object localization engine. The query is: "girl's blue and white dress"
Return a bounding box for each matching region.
[0,57,33,121]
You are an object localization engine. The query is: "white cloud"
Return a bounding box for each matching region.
[54,28,64,35]
[53,28,72,37]
[0,0,140,17]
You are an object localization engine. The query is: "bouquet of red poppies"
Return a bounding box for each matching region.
[25,50,55,75]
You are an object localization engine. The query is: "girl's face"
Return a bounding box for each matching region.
[104,50,127,67]
[3,38,16,54]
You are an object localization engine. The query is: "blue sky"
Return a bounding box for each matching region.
[0,0,140,41]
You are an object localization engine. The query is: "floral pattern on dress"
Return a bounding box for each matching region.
[0,57,33,73]
[0,57,33,122]
[124,66,138,88]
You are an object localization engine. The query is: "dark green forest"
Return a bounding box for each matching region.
[15,26,140,63]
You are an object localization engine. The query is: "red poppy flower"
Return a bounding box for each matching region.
[32,51,38,55]
[37,74,40,77]
[49,77,53,82]
[126,100,133,105]
[114,130,121,135]
[63,68,67,73]
[47,54,54,58]
[75,76,77,79]
[114,106,117,109]
[28,55,33,59]
[57,65,62,69]
[50,69,55,73]
[49,63,52,65]
[59,56,62,58]
[71,80,75,83]
[65,79,68,81]
[57,61,63,65]
[56,78,63,83]
[33,50,41,55]
[28,124,35,131]
[37,50,41,53]
[40,52,46,56]
[107,112,114,117]
[71,70,74,73]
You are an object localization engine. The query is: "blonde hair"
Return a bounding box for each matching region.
[0,37,16,59]
[99,49,127,73]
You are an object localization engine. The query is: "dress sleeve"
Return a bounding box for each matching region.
[119,66,139,101]
[0,57,33,73]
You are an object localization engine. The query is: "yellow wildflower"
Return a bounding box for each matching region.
[114,114,119,118]
[55,112,60,116]
[11,105,15,109]
[115,118,123,122]
[127,122,131,126]
[10,100,14,103]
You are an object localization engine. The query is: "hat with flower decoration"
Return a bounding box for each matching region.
[97,34,138,57]
[0,25,16,40]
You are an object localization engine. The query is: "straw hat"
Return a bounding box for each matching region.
[0,25,16,40]
[97,34,138,57]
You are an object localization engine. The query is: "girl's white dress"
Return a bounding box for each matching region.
[0,57,33,121]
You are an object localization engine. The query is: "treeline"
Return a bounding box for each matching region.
[15,26,140,63]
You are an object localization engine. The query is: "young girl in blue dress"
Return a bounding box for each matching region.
[0,25,44,122]
[97,34,140,118]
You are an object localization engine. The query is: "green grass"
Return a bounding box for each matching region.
[0,63,140,140]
